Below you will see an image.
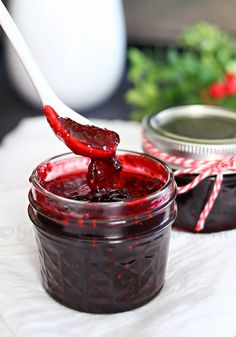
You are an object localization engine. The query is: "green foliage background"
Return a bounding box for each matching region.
[126,22,236,121]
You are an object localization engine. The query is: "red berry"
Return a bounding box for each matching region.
[208,82,226,99]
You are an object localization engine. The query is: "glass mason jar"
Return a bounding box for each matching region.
[143,105,236,233]
[28,151,177,314]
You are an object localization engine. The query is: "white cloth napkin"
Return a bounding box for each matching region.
[0,117,235,337]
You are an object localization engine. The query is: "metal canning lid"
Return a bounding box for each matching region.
[143,105,236,161]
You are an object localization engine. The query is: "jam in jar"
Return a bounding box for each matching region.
[143,105,236,233]
[28,151,177,313]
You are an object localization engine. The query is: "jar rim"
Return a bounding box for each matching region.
[29,150,177,238]
[30,150,175,209]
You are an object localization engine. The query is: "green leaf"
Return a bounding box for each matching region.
[180,22,236,55]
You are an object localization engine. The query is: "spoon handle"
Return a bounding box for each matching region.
[0,0,58,106]
[0,1,93,126]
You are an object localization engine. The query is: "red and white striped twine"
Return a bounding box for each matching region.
[143,135,236,232]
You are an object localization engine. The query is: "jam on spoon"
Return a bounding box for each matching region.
[43,105,120,158]
[43,105,125,198]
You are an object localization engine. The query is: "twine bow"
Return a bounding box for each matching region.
[142,135,236,232]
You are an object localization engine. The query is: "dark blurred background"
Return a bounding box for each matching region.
[1,0,236,141]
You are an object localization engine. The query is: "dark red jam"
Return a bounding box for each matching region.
[175,173,236,233]
[28,152,177,313]
[45,166,164,202]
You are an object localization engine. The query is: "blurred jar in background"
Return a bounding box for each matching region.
[5,0,126,109]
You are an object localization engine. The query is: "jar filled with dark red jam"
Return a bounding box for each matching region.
[28,150,177,313]
[143,105,236,233]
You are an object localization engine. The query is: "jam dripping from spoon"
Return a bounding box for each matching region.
[0,2,157,202]
[43,105,123,196]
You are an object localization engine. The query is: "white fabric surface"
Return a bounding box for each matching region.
[0,116,236,337]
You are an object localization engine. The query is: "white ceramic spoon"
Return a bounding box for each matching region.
[0,0,91,125]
